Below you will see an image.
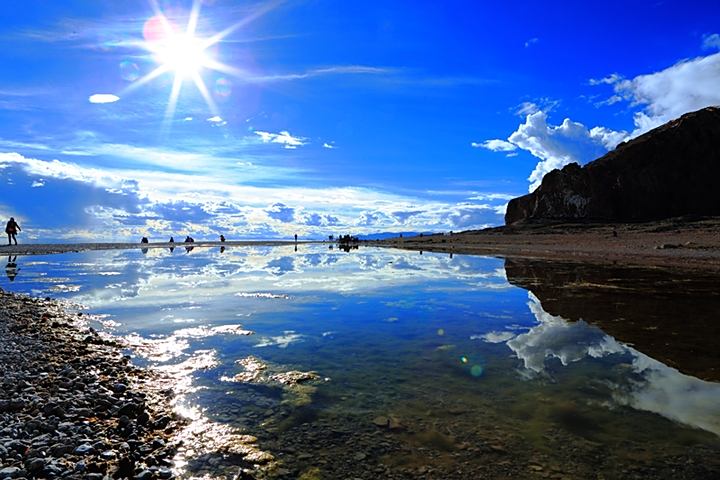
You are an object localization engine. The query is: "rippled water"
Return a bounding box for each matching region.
[2,245,719,479]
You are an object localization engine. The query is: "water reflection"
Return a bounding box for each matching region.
[497,292,720,436]
[5,255,18,281]
[1,247,719,478]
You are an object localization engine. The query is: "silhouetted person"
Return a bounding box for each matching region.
[5,217,20,245]
[169,237,175,243]
[294,244,297,252]
[294,233,298,243]
[185,245,194,253]
[5,255,18,281]
[140,237,149,243]
[184,236,194,243]
[220,246,225,254]
[220,234,226,242]
[168,246,175,253]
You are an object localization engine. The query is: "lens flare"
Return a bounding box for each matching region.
[470,365,484,377]
[119,61,140,82]
[215,77,232,97]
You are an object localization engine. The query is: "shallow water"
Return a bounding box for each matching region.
[2,246,719,479]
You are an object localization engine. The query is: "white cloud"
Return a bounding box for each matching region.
[702,33,720,51]
[322,142,336,149]
[472,139,517,152]
[31,179,45,187]
[255,130,307,149]
[614,52,720,135]
[244,65,392,83]
[88,93,119,104]
[588,73,622,86]
[524,37,539,48]
[507,111,628,191]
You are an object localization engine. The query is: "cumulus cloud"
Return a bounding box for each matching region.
[507,111,628,191]
[255,130,307,149]
[702,33,720,50]
[322,142,336,149]
[524,37,539,48]
[31,179,45,187]
[88,94,119,104]
[472,139,517,152]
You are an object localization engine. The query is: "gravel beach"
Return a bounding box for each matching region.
[0,289,185,479]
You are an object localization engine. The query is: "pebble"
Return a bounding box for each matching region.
[0,291,185,480]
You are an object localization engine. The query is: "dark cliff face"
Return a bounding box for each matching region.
[506,106,720,224]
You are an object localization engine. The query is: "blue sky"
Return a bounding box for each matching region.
[1,0,719,241]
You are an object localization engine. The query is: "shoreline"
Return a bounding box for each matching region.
[0,289,186,479]
[372,218,720,273]
[0,240,312,256]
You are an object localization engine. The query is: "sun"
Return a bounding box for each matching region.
[119,0,251,125]
[152,32,211,78]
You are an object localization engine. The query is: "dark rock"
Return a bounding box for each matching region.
[0,467,22,479]
[74,444,95,455]
[506,107,720,224]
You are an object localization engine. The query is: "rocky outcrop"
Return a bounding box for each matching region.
[505,106,720,224]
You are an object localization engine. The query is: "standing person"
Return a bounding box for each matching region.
[5,217,20,245]
[294,233,298,243]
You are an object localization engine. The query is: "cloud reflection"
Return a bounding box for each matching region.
[500,293,720,436]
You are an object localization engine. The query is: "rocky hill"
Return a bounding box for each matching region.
[505,106,720,224]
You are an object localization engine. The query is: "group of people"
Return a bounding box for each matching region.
[142,235,226,244]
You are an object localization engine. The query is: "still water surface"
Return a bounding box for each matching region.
[2,245,719,479]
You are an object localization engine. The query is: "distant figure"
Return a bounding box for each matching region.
[184,236,194,243]
[141,247,148,255]
[140,237,149,243]
[169,237,175,243]
[168,246,175,253]
[185,245,194,253]
[294,233,298,243]
[612,227,618,238]
[220,246,225,254]
[5,217,21,245]
[220,234,226,242]
[5,255,18,281]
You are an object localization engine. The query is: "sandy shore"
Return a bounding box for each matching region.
[372,217,720,273]
[0,289,185,479]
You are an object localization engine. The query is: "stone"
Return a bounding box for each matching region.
[506,107,720,224]
[74,444,95,455]
[0,467,22,479]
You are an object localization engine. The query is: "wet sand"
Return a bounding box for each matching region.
[372,217,720,273]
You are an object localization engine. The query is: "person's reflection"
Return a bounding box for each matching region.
[141,247,148,255]
[220,246,225,254]
[5,255,19,281]
[168,246,175,253]
[185,246,194,253]
[294,244,297,252]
